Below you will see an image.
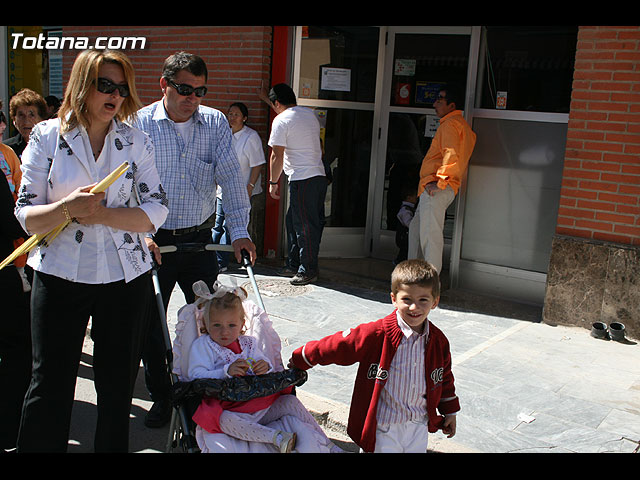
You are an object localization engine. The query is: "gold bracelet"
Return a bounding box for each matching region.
[61,199,72,221]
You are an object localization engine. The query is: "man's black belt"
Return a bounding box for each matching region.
[162,213,216,236]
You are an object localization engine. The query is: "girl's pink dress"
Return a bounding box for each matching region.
[191,339,293,433]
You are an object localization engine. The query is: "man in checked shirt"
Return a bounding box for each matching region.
[133,51,256,428]
[288,259,459,453]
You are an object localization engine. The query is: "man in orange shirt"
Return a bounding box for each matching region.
[408,86,476,273]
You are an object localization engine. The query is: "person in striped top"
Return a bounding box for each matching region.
[288,259,459,453]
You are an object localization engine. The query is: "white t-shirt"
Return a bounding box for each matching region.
[173,115,194,138]
[216,125,266,199]
[231,125,265,196]
[267,106,325,181]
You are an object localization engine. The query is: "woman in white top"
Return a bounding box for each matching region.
[14,49,168,453]
[212,102,265,270]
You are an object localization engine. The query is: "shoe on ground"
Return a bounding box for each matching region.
[277,267,298,277]
[290,273,318,286]
[273,431,296,453]
[144,399,172,428]
[218,266,228,273]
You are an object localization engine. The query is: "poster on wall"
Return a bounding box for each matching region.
[321,67,351,92]
[496,91,507,109]
[395,83,411,105]
[394,59,416,76]
[313,109,327,164]
[415,81,446,105]
[425,115,439,138]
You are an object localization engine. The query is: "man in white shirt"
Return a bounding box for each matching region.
[267,83,327,286]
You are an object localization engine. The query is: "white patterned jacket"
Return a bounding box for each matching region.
[15,118,169,283]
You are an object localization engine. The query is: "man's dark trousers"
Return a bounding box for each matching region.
[285,175,327,277]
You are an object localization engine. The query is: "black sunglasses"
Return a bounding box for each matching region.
[96,77,130,98]
[168,80,207,98]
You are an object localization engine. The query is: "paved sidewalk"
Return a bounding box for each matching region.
[68,259,640,453]
[222,262,640,454]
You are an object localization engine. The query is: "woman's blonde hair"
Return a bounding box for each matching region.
[58,49,142,133]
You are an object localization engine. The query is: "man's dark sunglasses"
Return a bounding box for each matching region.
[168,80,207,98]
[96,77,130,98]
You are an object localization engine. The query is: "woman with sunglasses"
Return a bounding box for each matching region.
[14,49,168,453]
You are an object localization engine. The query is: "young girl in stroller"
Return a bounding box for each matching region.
[182,280,338,453]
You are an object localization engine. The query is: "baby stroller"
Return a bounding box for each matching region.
[152,243,337,453]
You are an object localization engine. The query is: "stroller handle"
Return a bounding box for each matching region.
[158,243,234,254]
[157,243,252,268]
[240,248,252,267]
[153,242,265,311]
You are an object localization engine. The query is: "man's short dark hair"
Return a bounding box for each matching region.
[268,83,297,106]
[162,51,208,82]
[441,84,464,110]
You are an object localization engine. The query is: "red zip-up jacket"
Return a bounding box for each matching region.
[290,311,460,453]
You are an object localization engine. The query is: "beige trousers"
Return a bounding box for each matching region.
[407,185,455,273]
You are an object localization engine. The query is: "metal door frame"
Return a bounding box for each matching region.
[370,26,480,288]
[288,25,481,281]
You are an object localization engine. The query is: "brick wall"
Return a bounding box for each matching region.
[60,26,275,254]
[557,26,640,246]
[60,26,274,142]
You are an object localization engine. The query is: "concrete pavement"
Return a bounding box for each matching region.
[68,258,640,453]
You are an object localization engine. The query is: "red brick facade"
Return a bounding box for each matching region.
[58,25,639,252]
[558,26,640,246]
[60,26,274,143]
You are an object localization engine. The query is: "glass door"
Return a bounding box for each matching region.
[370,27,475,270]
[292,26,381,257]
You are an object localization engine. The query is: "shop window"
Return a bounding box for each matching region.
[477,26,578,113]
[390,33,470,109]
[317,107,374,228]
[461,117,568,273]
[299,26,379,103]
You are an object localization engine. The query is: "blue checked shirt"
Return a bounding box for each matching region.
[133,101,250,241]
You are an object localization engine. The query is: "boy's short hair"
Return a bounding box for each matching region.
[391,259,440,298]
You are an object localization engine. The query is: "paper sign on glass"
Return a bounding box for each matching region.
[321,67,351,92]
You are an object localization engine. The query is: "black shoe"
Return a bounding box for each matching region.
[144,399,172,428]
[290,273,318,286]
[277,267,298,277]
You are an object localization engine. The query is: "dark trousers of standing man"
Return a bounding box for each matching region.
[285,175,328,277]
[141,227,219,414]
[17,270,150,453]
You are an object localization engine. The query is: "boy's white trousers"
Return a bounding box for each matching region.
[373,420,429,453]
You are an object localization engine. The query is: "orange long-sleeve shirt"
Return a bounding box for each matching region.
[417,110,476,197]
[0,143,22,199]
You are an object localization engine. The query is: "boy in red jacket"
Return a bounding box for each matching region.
[288,259,459,453]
